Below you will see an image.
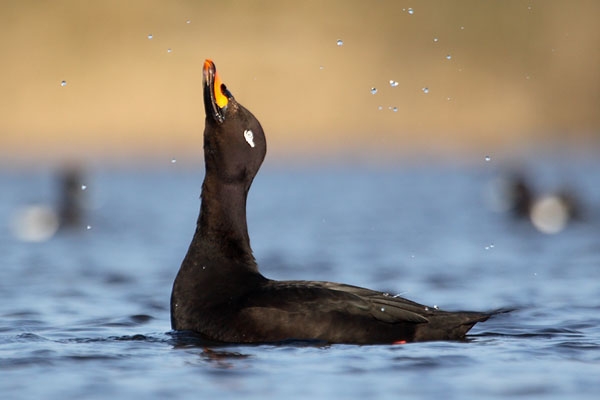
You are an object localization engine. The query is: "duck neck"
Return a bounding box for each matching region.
[194,173,255,265]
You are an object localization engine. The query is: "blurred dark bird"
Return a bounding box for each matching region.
[57,166,86,229]
[506,173,533,219]
[10,165,88,242]
[490,171,582,234]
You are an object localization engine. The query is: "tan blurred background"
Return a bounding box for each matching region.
[1,0,599,165]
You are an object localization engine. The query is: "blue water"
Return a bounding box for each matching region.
[1,156,600,399]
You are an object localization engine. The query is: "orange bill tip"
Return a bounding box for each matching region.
[204,59,228,109]
[392,340,407,345]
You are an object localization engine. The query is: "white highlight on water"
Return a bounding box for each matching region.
[530,196,569,234]
[10,205,59,242]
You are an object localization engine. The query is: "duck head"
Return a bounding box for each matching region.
[202,59,266,185]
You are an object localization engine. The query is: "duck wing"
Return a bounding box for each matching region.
[230,280,430,343]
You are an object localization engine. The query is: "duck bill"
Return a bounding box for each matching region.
[203,59,229,124]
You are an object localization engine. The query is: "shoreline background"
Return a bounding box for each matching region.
[2,1,599,166]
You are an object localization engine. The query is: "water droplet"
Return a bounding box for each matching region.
[171,158,177,164]
[433,37,439,43]
[460,26,465,30]
[319,65,324,70]
[377,106,383,110]
[167,48,172,53]
[336,39,344,46]
[392,106,398,112]
[525,75,531,80]
[81,185,87,191]
[86,225,92,230]
[407,8,414,15]
[445,54,452,60]
[489,243,495,249]
[422,87,429,94]
[60,80,67,87]
[433,305,439,310]
[370,87,378,95]
[380,307,386,312]
[447,97,452,101]
[389,80,399,87]
[485,155,491,162]
[147,34,153,39]
[186,20,191,24]
[424,307,429,311]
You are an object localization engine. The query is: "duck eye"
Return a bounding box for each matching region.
[243,130,255,148]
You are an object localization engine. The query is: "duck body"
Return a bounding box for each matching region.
[170,60,493,344]
[172,272,490,344]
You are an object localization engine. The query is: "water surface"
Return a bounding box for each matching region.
[1,157,599,399]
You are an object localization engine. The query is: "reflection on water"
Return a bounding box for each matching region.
[1,157,599,399]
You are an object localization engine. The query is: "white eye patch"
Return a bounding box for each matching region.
[243,129,255,148]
